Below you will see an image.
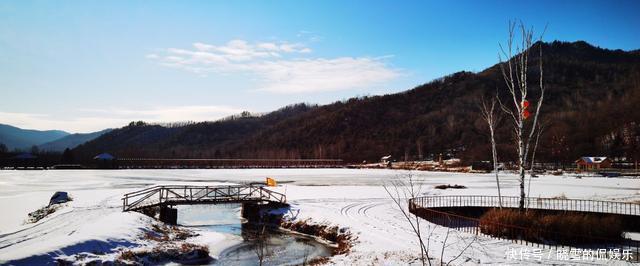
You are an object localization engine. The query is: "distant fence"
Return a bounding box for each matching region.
[409,196,640,262]
[116,158,345,169]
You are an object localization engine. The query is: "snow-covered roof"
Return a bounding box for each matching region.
[578,157,608,163]
[381,155,392,160]
[93,153,115,160]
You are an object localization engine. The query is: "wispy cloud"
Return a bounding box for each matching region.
[0,111,130,133]
[296,30,323,43]
[148,39,402,93]
[0,105,245,133]
[81,105,244,122]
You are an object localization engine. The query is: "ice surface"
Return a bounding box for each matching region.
[1,169,638,265]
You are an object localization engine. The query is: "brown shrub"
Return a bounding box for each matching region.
[119,249,147,262]
[434,184,467,190]
[26,205,59,223]
[479,209,537,240]
[117,243,210,264]
[479,208,623,245]
[307,256,330,265]
[281,219,355,255]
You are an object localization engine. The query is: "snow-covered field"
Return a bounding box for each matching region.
[1,169,639,265]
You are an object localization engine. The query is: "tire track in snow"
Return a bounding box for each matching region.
[340,202,360,218]
[291,198,421,251]
[0,194,123,252]
[357,201,386,217]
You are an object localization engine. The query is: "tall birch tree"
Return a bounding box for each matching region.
[496,21,546,211]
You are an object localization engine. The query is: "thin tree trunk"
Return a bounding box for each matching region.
[518,129,526,211]
[527,122,544,209]
[490,125,502,208]
[480,98,503,208]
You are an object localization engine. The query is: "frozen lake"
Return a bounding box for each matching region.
[1,169,639,265]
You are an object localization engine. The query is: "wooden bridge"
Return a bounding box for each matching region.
[122,184,287,224]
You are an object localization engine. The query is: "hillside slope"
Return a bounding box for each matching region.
[38,129,112,152]
[74,41,640,163]
[73,104,317,160]
[0,124,69,151]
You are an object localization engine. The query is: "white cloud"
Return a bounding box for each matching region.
[0,111,130,133]
[254,57,400,93]
[0,105,245,133]
[148,39,401,93]
[85,105,245,122]
[257,42,279,51]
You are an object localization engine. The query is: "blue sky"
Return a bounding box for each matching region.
[1,0,638,132]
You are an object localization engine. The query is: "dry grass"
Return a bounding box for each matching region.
[117,244,209,264]
[117,222,208,264]
[434,184,467,190]
[550,193,568,199]
[281,219,356,255]
[307,256,331,265]
[479,208,623,245]
[25,205,60,224]
[118,250,140,261]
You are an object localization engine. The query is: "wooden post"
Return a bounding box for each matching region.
[159,206,177,225]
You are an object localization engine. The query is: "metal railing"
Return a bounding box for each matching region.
[116,158,344,169]
[409,195,640,262]
[411,195,640,216]
[122,184,286,212]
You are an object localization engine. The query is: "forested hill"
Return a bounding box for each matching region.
[73,41,640,163]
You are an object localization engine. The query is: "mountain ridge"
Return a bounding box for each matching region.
[0,124,69,151]
[38,129,113,152]
[71,40,640,163]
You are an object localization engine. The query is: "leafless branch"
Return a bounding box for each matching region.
[496,20,547,210]
[445,231,479,266]
[480,96,503,208]
[383,172,432,265]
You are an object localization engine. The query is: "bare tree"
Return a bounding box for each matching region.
[383,172,431,266]
[527,120,547,208]
[252,225,269,266]
[529,120,547,176]
[480,97,503,208]
[496,21,546,211]
[439,226,450,266]
[444,230,478,266]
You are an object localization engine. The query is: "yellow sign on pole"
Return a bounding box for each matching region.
[266,177,277,187]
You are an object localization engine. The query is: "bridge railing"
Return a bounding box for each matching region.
[122,184,286,211]
[411,195,640,216]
